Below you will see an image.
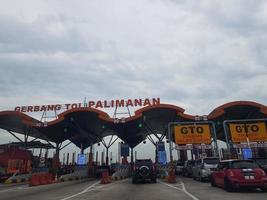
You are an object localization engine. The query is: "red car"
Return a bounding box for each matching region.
[211,160,267,192]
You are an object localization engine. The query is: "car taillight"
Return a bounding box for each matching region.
[228,171,235,177]
[260,169,266,176]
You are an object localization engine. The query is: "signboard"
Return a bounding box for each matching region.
[77,154,86,165]
[120,143,129,157]
[174,124,211,144]
[229,122,267,143]
[242,148,253,159]
[157,141,165,152]
[14,97,160,112]
[175,144,193,150]
[158,151,167,165]
[233,142,267,148]
[194,144,212,149]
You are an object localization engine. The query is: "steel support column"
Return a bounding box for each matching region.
[131,147,134,164]
[100,135,119,166]
[7,130,23,142]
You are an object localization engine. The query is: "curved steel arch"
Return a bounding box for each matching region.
[0,101,267,148]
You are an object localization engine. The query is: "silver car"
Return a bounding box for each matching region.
[192,157,219,181]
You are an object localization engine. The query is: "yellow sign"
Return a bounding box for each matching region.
[229,122,267,143]
[174,124,211,144]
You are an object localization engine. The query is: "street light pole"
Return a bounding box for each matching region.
[168,122,173,164]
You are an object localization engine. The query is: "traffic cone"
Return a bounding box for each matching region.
[167,167,177,183]
[100,171,111,184]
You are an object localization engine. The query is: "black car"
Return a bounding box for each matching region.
[132,159,157,183]
[250,158,267,173]
[182,160,195,177]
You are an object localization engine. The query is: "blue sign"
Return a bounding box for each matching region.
[77,154,86,165]
[121,144,129,157]
[242,148,252,159]
[158,151,167,164]
[157,141,165,152]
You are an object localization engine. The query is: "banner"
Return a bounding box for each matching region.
[229,122,267,143]
[14,97,161,112]
[174,124,211,144]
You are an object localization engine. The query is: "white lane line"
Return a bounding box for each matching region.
[178,178,199,200]
[160,179,199,200]
[60,178,130,200]
[160,182,183,191]
[60,181,100,200]
[0,185,29,193]
[0,188,15,193]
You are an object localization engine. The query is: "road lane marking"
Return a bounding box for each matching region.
[160,179,199,200]
[0,188,15,193]
[60,180,100,200]
[60,178,130,200]
[0,185,29,193]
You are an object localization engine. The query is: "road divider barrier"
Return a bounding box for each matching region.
[29,173,53,186]
[111,166,131,181]
[4,171,31,184]
[157,165,168,179]
[59,167,88,182]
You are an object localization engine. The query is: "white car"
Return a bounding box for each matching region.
[192,157,219,181]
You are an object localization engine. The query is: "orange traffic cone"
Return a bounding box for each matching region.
[167,167,177,183]
[100,171,111,184]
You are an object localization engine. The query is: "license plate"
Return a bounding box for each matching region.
[245,176,254,180]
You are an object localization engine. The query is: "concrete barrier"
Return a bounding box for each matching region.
[5,172,31,184]
[59,166,88,182]
[29,173,53,186]
[112,165,131,181]
[157,165,168,179]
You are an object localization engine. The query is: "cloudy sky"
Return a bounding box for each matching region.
[0,0,267,160]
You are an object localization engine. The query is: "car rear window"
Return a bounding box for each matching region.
[135,159,153,166]
[255,159,267,165]
[186,160,195,166]
[231,161,259,169]
[204,158,219,164]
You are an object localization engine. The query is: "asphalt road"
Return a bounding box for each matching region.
[0,177,266,200]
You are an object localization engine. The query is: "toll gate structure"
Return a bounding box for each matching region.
[0,101,267,163]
